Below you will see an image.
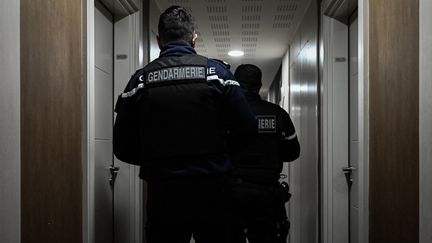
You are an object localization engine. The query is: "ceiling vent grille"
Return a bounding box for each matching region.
[205,0,226,2]
[242,30,259,36]
[242,15,261,21]
[209,15,228,22]
[214,37,231,42]
[274,14,294,21]
[242,5,263,13]
[213,30,230,36]
[276,4,297,11]
[206,6,227,13]
[242,43,257,48]
[215,43,231,48]
[242,23,260,29]
[211,23,229,29]
[242,37,258,42]
[273,22,291,28]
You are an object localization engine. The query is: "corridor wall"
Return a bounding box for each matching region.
[369,0,419,242]
[0,0,20,242]
[287,1,320,243]
[20,0,85,242]
[420,0,432,242]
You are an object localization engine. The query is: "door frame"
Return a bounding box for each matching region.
[321,15,349,243]
[357,0,369,242]
[113,9,145,243]
[84,1,96,243]
[320,0,369,242]
[84,1,148,242]
[420,0,432,242]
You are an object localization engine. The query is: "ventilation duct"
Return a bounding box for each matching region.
[322,0,357,24]
[99,0,140,21]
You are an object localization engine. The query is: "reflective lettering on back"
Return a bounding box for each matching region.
[256,115,276,133]
[207,67,216,75]
[146,66,206,83]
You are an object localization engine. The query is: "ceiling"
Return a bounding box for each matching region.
[155,0,312,93]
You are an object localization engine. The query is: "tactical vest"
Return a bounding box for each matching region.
[138,54,227,162]
[231,99,285,182]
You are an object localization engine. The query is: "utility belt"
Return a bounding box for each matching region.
[233,176,278,186]
[232,176,291,202]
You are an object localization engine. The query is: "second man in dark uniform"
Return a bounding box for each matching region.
[230,64,300,243]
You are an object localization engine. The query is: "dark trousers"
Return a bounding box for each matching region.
[145,175,231,243]
[230,180,284,243]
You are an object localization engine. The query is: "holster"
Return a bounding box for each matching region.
[275,181,291,243]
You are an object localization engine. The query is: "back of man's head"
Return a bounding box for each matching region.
[158,6,196,45]
[234,64,262,93]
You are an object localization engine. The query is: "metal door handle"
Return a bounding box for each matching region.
[342,166,356,173]
[342,166,356,188]
[109,166,120,186]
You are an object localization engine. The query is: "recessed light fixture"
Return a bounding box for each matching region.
[228,50,244,57]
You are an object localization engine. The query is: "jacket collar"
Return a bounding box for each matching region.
[159,41,197,57]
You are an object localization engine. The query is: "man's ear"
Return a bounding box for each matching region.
[157,36,164,50]
[191,33,198,48]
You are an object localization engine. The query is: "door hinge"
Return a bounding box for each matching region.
[109,165,120,187]
[342,166,356,188]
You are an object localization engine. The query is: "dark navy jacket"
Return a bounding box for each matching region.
[231,92,300,182]
[113,41,256,180]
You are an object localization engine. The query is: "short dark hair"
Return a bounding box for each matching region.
[234,64,262,93]
[158,6,196,44]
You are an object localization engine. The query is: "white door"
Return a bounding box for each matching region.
[322,14,361,243]
[94,7,114,243]
[322,16,350,243]
[93,6,143,243]
[113,12,144,243]
[349,16,359,243]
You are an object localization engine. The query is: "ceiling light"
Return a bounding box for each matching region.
[228,50,244,57]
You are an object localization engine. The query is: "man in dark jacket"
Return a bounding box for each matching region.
[230,64,300,243]
[113,6,256,243]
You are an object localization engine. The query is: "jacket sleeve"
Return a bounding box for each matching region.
[279,109,300,162]
[113,73,142,165]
